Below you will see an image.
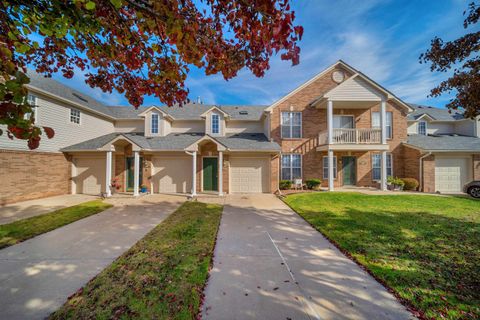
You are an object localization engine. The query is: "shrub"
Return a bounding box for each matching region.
[306,179,321,190]
[279,180,292,190]
[387,176,405,187]
[401,178,419,191]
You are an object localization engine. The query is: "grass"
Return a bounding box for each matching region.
[284,192,480,320]
[49,201,223,320]
[0,200,112,249]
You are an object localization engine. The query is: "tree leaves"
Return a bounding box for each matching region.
[1,0,302,149]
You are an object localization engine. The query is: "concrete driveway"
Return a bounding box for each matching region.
[0,194,183,320]
[202,194,414,320]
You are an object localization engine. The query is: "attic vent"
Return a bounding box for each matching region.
[239,111,248,115]
[72,92,88,103]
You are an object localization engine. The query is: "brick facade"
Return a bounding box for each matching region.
[0,150,71,205]
[269,66,410,189]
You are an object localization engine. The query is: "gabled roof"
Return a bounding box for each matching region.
[138,106,174,121]
[404,134,480,152]
[61,132,281,152]
[266,60,412,112]
[407,104,466,121]
[200,106,230,118]
[26,69,116,120]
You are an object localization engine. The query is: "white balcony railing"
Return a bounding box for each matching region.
[318,128,382,145]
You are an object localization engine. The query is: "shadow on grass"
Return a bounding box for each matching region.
[298,206,480,319]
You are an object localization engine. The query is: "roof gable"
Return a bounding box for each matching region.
[324,75,385,101]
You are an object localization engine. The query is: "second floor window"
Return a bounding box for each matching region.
[211,114,220,134]
[372,153,392,180]
[151,113,159,134]
[70,108,80,124]
[372,111,393,139]
[281,154,302,180]
[418,121,427,135]
[281,112,301,138]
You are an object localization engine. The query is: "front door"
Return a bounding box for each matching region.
[126,156,143,192]
[203,157,218,191]
[342,156,356,186]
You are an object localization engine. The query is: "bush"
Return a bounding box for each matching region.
[401,178,419,191]
[306,179,321,190]
[387,176,405,187]
[279,180,292,190]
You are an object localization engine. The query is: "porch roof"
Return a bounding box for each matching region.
[61,132,281,152]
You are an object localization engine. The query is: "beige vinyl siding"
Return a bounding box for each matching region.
[170,120,205,133]
[427,122,454,135]
[225,120,264,134]
[0,92,114,153]
[326,77,384,101]
[114,119,144,133]
[454,120,476,136]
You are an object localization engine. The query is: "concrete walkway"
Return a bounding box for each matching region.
[202,194,414,320]
[0,194,98,225]
[0,194,184,320]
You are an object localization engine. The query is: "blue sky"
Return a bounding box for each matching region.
[54,0,470,108]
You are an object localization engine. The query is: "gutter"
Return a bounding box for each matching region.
[419,152,432,192]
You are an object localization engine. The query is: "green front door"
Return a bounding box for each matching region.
[203,158,218,191]
[342,156,356,186]
[126,156,143,192]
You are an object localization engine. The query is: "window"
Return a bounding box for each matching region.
[281,112,301,138]
[25,94,37,123]
[281,154,302,180]
[333,115,354,129]
[418,121,427,135]
[372,153,393,180]
[372,112,393,139]
[70,108,80,124]
[151,113,159,134]
[323,156,337,179]
[211,114,220,134]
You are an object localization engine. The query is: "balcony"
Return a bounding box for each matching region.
[319,128,382,144]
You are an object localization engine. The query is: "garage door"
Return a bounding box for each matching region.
[74,157,105,195]
[152,157,192,193]
[435,157,471,193]
[230,157,270,193]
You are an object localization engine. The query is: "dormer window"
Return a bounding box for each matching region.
[211,114,220,134]
[151,113,159,134]
[418,121,427,135]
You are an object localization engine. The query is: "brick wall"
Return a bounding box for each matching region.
[0,149,71,205]
[473,154,480,180]
[423,155,435,193]
[269,65,409,188]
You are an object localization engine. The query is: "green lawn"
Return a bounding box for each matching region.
[0,200,112,249]
[284,192,480,320]
[49,201,223,320]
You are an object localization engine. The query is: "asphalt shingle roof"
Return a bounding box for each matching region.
[27,70,115,118]
[406,134,480,151]
[407,104,465,121]
[61,132,280,152]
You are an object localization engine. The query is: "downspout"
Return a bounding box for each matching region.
[276,151,282,196]
[185,150,196,197]
[419,152,432,192]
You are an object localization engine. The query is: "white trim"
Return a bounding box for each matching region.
[138,105,174,120]
[280,154,302,181]
[280,111,302,139]
[200,106,229,118]
[184,135,227,152]
[70,108,81,125]
[418,120,427,135]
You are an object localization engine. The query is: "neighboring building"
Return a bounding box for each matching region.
[1,61,479,204]
[404,105,480,193]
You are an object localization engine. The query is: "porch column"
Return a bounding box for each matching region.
[218,151,224,196]
[133,151,140,196]
[380,99,387,144]
[105,151,112,197]
[328,149,334,191]
[191,151,197,197]
[381,151,387,191]
[327,99,333,144]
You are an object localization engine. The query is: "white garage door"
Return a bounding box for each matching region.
[435,157,471,193]
[74,157,105,195]
[230,157,270,193]
[152,157,192,193]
